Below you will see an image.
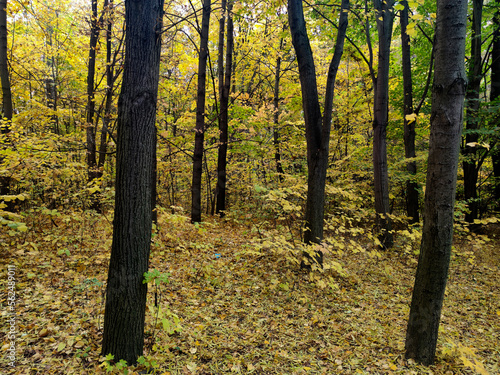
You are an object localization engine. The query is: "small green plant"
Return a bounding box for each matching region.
[137,355,159,371]
[143,269,182,338]
[143,269,170,286]
[75,346,91,360]
[103,354,129,374]
[147,304,182,335]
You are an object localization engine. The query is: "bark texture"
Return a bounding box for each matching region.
[405,0,467,365]
[102,0,163,364]
[0,0,12,124]
[462,0,483,223]
[400,0,419,224]
[97,0,115,173]
[215,0,233,216]
[288,0,348,267]
[86,0,100,182]
[491,10,500,203]
[273,37,285,182]
[373,0,394,247]
[191,0,211,223]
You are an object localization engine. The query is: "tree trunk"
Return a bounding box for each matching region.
[86,0,100,182]
[191,0,211,223]
[288,0,349,268]
[462,0,483,223]
[490,10,500,204]
[215,0,233,217]
[101,0,163,365]
[0,0,12,196]
[405,0,467,365]
[373,0,394,248]
[45,28,59,134]
[273,37,285,182]
[400,0,419,224]
[97,0,115,173]
[0,0,12,125]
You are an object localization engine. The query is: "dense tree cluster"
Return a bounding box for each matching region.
[1,0,498,369]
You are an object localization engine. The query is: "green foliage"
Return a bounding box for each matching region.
[148,304,183,336]
[143,269,171,286]
[102,354,129,374]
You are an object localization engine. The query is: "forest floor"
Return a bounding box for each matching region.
[1,208,499,374]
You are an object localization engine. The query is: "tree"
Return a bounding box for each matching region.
[273,34,285,182]
[101,0,163,364]
[372,0,395,247]
[0,0,12,196]
[85,0,100,183]
[97,0,119,176]
[462,0,483,223]
[215,0,233,217]
[399,0,419,224]
[191,0,211,224]
[288,0,349,267]
[405,0,467,365]
[490,7,500,204]
[0,0,12,125]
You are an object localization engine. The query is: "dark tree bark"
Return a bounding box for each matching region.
[405,0,467,365]
[492,9,500,203]
[288,0,349,268]
[0,0,12,126]
[97,0,116,173]
[86,0,100,182]
[373,0,394,248]
[273,36,285,182]
[101,0,163,365]
[214,0,226,215]
[462,0,483,223]
[400,0,419,224]
[191,0,211,223]
[215,0,233,217]
[0,0,12,196]
[45,27,59,134]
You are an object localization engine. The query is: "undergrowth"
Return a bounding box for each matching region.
[1,207,499,374]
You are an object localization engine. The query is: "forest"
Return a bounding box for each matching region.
[1,0,499,373]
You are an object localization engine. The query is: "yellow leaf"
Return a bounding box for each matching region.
[406,22,417,37]
[405,113,417,122]
[57,342,66,352]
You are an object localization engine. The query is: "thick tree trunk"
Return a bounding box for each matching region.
[400,0,419,224]
[86,0,100,182]
[373,0,394,248]
[101,0,163,364]
[490,10,500,203]
[273,37,285,182]
[405,0,467,365]
[215,0,233,217]
[0,0,12,125]
[462,0,483,223]
[288,0,348,268]
[191,0,211,223]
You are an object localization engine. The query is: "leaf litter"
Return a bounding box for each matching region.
[1,210,499,374]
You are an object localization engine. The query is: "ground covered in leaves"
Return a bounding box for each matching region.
[1,209,499,374]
